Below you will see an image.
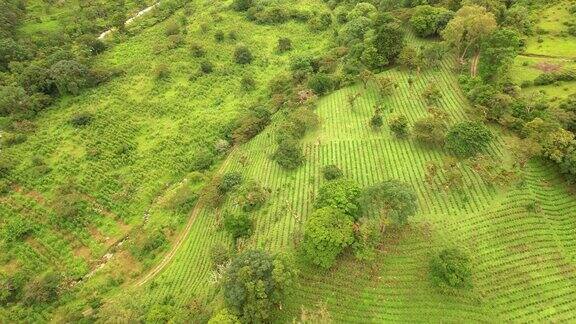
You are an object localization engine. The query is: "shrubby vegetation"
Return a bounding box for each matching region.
[430,248,472,289]
[223,250,297,323]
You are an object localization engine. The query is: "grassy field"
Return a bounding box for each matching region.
[524,0,576,58]
[127,37,576,321]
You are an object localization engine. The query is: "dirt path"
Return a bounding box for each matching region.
[98,2,161,39]
[134,147,237,287]
[470,53,480,77]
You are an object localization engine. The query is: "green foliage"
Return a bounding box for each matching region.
[308,73,334,95]
[430,248,472,289]
[232,0,253,11]
[232,106,271,144]
[223,211,253,240]
[398,46,422,71]
[322,164,343,180]
[373,22,405,65]
[50,60,90,95]
[314,179,362,219]
[273,138,305,170]
[479,28,523,82]
[352,216,382,261]
[370,112,384,130]
[208,309,241,324]
[219,171,244,194]
[23,272,61,305]
[277,37,293,53]
[234,45,253,65]
[441,5,497,59]
[200,60,214,74]
[445,121,493,158]
[223,250,296,323]
[413,111,449,147]
[388,114,409,138]
[503,5,533,35]
[153,63,170,80]
[359,180,418,225]
[210,242,232,268]
[302,207,355,269]
[69,112,93,127]
[237,180,267,212]
[410,5,454,38]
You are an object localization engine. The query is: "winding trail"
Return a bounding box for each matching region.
[134,147,237,287]
[98,2,161,40]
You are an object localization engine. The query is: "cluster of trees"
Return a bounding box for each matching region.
[232,0,312,25]
[273,107,320,170]
[333,3,406,76]
[435,1,576,180]
[302,173,418,268]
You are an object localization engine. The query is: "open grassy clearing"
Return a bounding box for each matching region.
[524,0,576,58]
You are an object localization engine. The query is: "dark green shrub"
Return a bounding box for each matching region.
[218,171,244,193]
[69,112,93,127]
[359,180,418,225]
[154,63,170,80]
[210,242,231,268]
[272,138,304,170]
[238,180,267,212]
[322,164,343,180]
[214,30,225,42]
[388,114,409,138]
[190,43,206,57]
[200,60,214,74]
[234,45,253,64]
[223,250,296,322]
[430,248,472,289]
[240,75,256,91]
[277,37,293,53]
[165,20,180,36]
[308,73,334,95]
[223,211,253,240]
[445,122,493,158]
[191,148,215,171]
[232,0,253,11]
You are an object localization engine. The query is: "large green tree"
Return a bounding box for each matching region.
[223,250,296,323]
[302,207,355,269]
[314,179,362,219]
[478,28,523,82]
[441,5,497,61]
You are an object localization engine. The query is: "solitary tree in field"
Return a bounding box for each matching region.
[441,5,497,64]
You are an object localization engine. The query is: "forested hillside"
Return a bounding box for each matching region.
[1,0,575,322]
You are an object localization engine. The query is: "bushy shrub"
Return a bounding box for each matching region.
[322,164,343,180]
[388,114,409,138]
[190,43,206,57]
[214,30,225,42]
[223,211,252,240]
[277,37,293,53]
[200,60,214,74]
[232,0,253,11]
[232,106,271,144]
[165,20,180,36]
[410,5,454,37]
[234,45,253,64]
[191,148,215,171]
[413,113,448,147]
[23,272,61,305]
[210,242,231,268]
[273,138,304,170]
[218,171,244,194]
[238,181,267,212]
[430,248,472,289]
[240,75,256,91]
[154,63,170,80]
[445,121,493,158]
[69,112,93,127]
[308,73,334,95]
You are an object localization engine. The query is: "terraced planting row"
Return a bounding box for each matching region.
[136,58,510,312]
